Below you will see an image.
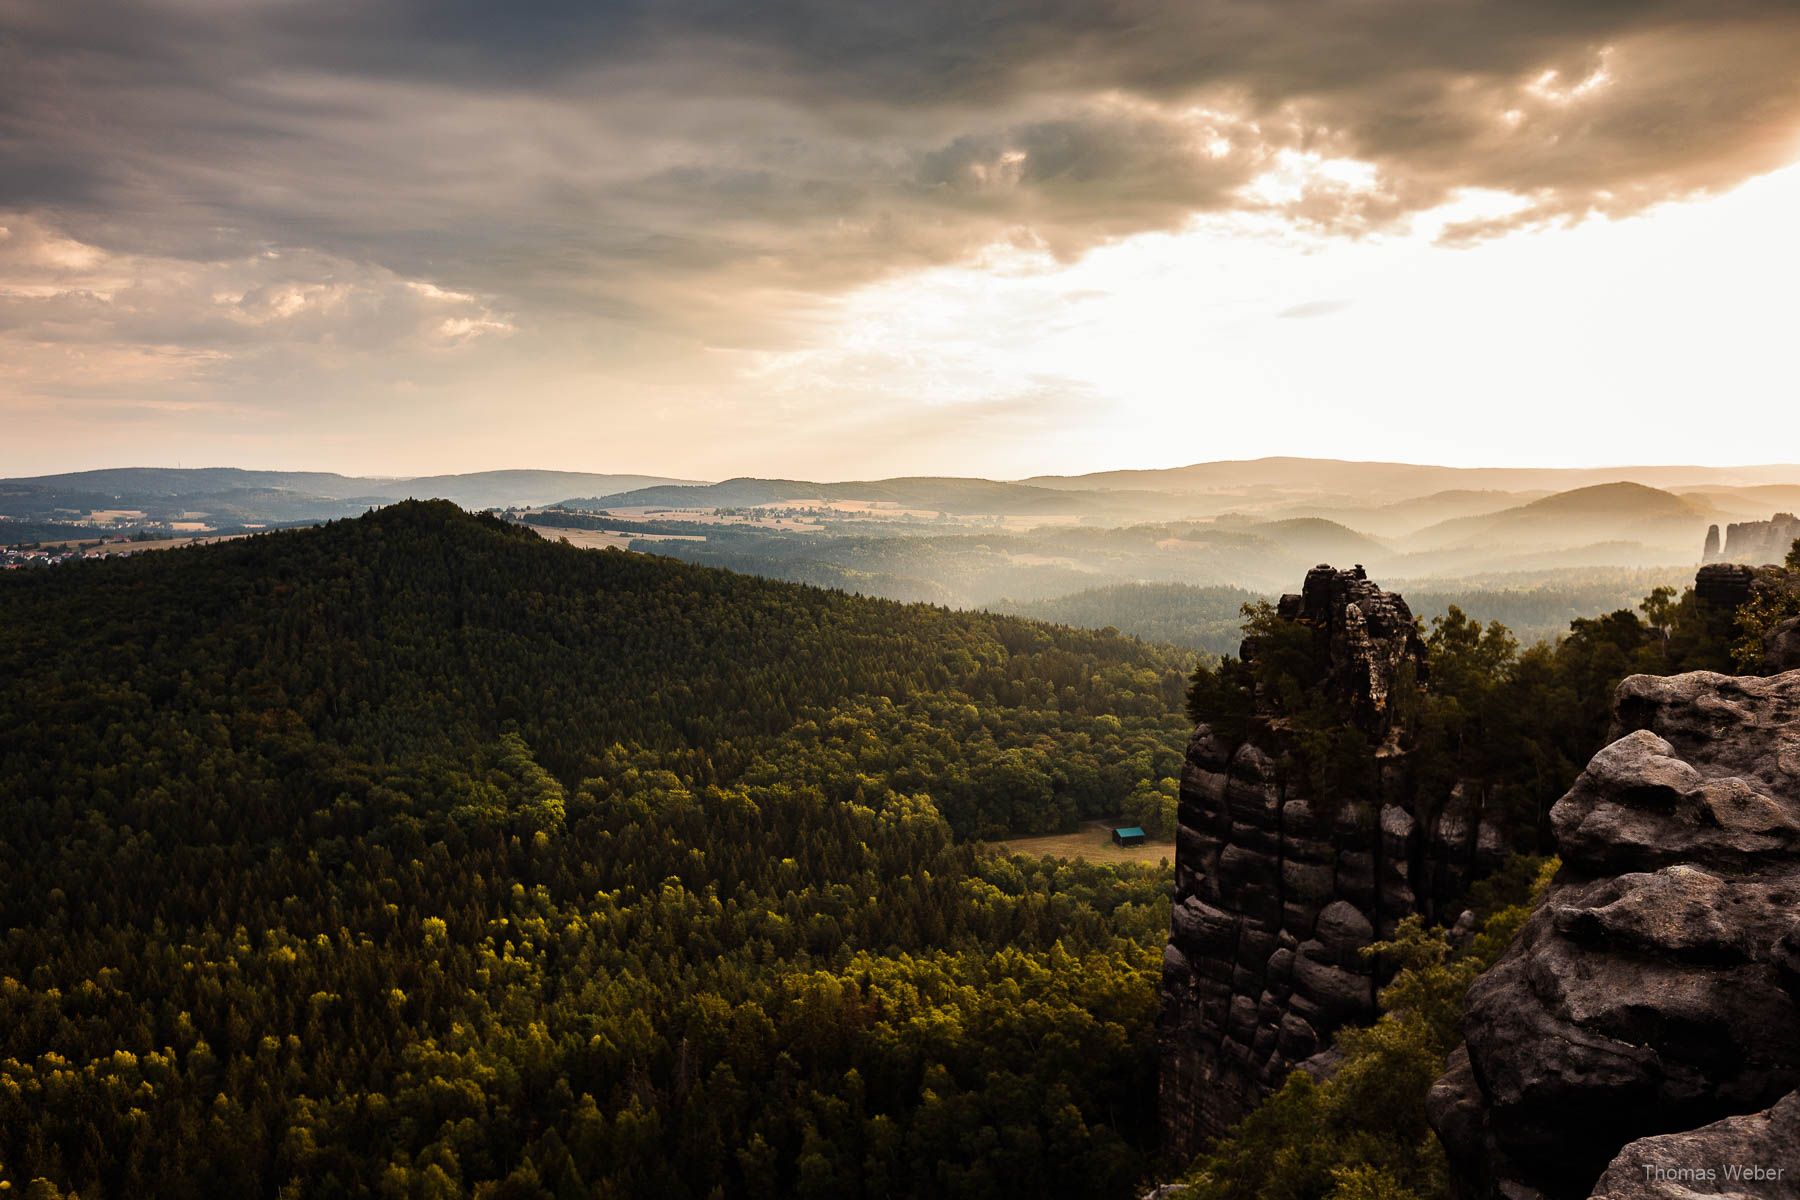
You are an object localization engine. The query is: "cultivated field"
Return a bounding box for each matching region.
[989,820,1175,866]
[533,507,823,531]
[82,534,251,556]
[526,524,707,551]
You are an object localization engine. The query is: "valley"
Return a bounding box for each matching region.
[2,484,1797,1200]
[11,2,1800,1194]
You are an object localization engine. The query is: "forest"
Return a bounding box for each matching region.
[0,501,1190,1199]
[2,500,1785,1199]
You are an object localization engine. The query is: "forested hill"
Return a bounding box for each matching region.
[0,500,1191,1200]
[2,500,1191,838]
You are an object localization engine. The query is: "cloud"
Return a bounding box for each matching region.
[1277,300,1353,320]
[1,0,1798,438]
[0,213,511,351]
[7,4,1795,259]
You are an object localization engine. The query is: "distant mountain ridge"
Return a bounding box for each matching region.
[0,468,703,532]
[7,467,700,506]
[561,475,1175,517]
[11,462,1799,581]
[1407,481,1713,553]
[1018,457,1800,500]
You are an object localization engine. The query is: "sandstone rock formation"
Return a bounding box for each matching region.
[1722,512,1800,564]
[1265,564,1427,744]
[1160,565,1508,1157]
[1695,562,1758,613]
[1767,617,1800,675]
[1588,1093,1800,1199]
[1692,561,1800,677]
[1429,668,1800,1200]
[1704,524,1722,563]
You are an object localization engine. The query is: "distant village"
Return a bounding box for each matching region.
[0,533,152,569]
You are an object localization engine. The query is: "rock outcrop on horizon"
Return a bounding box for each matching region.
[1160,565,1509,1157]
[1721,512,1800,564]
[1428,668,1800,1200]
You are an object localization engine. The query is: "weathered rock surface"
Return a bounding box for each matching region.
[1160,565,1508,1156]
[1765,618,1800,675]
[1429,669,1800,1200]
[1268,564,1429,744]
[1588,1091,1800,1199]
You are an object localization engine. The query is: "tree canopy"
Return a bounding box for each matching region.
[0,501,1189,1199]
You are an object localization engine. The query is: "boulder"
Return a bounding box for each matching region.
[1430,669,1800,1200]
[1588,1091,1800,1199]
[1765,616,1800,675]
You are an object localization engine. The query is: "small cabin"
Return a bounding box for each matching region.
[1112,826,1147,847]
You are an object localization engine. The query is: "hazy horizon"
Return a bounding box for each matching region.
[12,453,1800,487]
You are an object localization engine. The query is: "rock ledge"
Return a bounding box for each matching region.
[1429,669,1800,1200]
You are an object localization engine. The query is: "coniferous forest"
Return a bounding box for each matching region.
[6,0,1799,1191]
[0,502,1190,1199]
[0,501,1767,1200]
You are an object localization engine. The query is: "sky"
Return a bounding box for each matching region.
[3,0,1799,481]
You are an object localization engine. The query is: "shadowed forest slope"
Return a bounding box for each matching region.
[0,501,1194,1200]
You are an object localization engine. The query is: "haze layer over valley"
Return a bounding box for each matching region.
[11,456,1796,654]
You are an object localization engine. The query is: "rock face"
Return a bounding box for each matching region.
[1703,524,1722,563]
[1695,563,1758,613]
[1691,562,1799,677]
[1588,1093,1800,1199]
[1160,565,1508,1157]
[1429,669,1800,1200]
[1265,564,1428,744]
[1722,512,1800,564]
[1767,618,1800,675]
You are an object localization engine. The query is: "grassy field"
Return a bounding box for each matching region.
[525,524,707,551]
[989,821,1175,866]
[8,534,251,555]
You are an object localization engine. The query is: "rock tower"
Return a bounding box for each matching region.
[1159,565,1507,1155]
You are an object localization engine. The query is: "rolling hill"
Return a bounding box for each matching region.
[560,475,1182,518]
[1020,457,1800,502]
[0,467,703,531]
[1237,517,1391,563]
[1404,482,1713,554]
[1265,489,1556,538]
[1675,484,1800,522]
[0,500,1191,1198]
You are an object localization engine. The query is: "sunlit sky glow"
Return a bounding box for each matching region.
[3,1,1799,480]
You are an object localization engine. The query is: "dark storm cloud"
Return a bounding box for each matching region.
[3,0,1799,349]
